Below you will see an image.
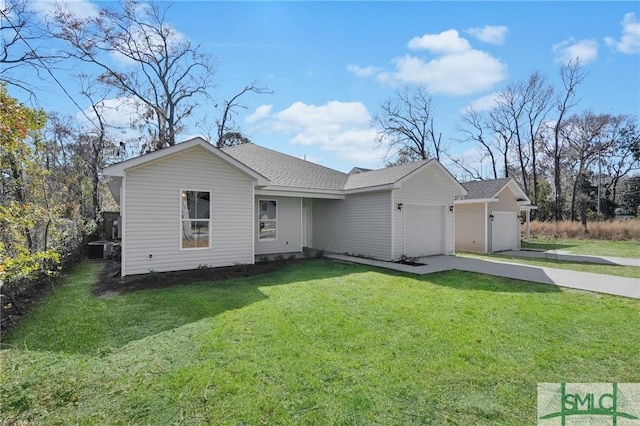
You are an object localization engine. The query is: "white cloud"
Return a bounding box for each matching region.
[408,29,471,54]
[379,50,507,96]
[110,20,189,66]
[30,0,99,20]
[346,64,381,78]
[245,104,273,124]
[354,29,506,96]
[246,101,381,163]
[466,25,508,45]
[553,38,599,65]
[462,92,501,113]
[77,96,142,136]
[605,12,640,54]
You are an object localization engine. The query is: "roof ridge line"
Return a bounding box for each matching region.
[225,143,349,178]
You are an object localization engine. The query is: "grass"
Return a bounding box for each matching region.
[460,252,640,279]
[521,237,639,258]
[2,260,639,425]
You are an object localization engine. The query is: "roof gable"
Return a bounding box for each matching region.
[461,178,531,203]
[102,137,269,185]
[344,160,428,190]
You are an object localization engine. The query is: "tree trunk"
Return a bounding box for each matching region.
[570,176,580,221]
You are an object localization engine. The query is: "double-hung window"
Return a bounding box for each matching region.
[181,190,211,249]
[258,199,277,240]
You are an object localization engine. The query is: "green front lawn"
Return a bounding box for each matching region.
[522,238,639,258]
[2,261,639,424]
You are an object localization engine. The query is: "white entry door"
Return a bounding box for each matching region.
[404,205,444,256]
[491,211,518,252]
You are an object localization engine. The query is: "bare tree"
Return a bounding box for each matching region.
[522,72,554,207]
[454,106,498,179]
[485,72,554,201]
[552,59,586,220]
[216,81,271,148]
[373,85,445,164]
[0,0,67,96]
[77,75,119,220]
[488,91,517,179]
[600,117,640,204]
[561,111,611,220]
[51,0,215,151]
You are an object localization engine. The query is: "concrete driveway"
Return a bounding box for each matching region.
[326,253,640,299]
[500,249,639,267]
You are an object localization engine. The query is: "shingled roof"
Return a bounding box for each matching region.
[460,177,531,203]
[343,160,432,190]
[223,143,348,190]
[461,178,513,199]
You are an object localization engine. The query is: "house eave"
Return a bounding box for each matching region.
[454,198,499,205]
[344,183,396,194]
[519,204,538,210]
[256,186,345,199]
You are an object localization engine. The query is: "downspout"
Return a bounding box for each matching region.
[451,194,455,254]
[120,176,126,279]
[390,190,395,260]
[251,185,256,264]
[484,202,488,253]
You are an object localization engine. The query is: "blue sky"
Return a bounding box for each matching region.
[11,1,640,175]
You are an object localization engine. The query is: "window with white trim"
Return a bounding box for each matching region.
[181,191,211,249]
[258,199,277,240]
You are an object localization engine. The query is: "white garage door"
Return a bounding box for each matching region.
[404,205,444,256]
[491,211,518,252]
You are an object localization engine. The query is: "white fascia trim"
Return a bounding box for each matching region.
[344,183,396,194]
[519,204,539,210]
[256,187,345,199]
[454,198,499,205]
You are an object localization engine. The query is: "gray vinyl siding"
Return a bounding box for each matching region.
[455,204,486,252]
[312,191,392,260]
[489,187,521,251]
[393,166,457,258]
[255,196,302,255]
[123,147,254,276]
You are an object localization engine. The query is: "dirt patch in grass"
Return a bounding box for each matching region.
[94,258,314,296]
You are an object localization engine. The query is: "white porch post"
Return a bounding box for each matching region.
[525,208,531,242]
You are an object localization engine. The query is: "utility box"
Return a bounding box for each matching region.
[88,241,114,260]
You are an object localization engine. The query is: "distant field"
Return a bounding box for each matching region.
[525,219,640,241]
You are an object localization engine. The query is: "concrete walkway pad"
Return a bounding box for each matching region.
[500,250,640,267]
[325,254,640,299]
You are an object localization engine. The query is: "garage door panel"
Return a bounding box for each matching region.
[404,205,444,256]
[491,211,518,252]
